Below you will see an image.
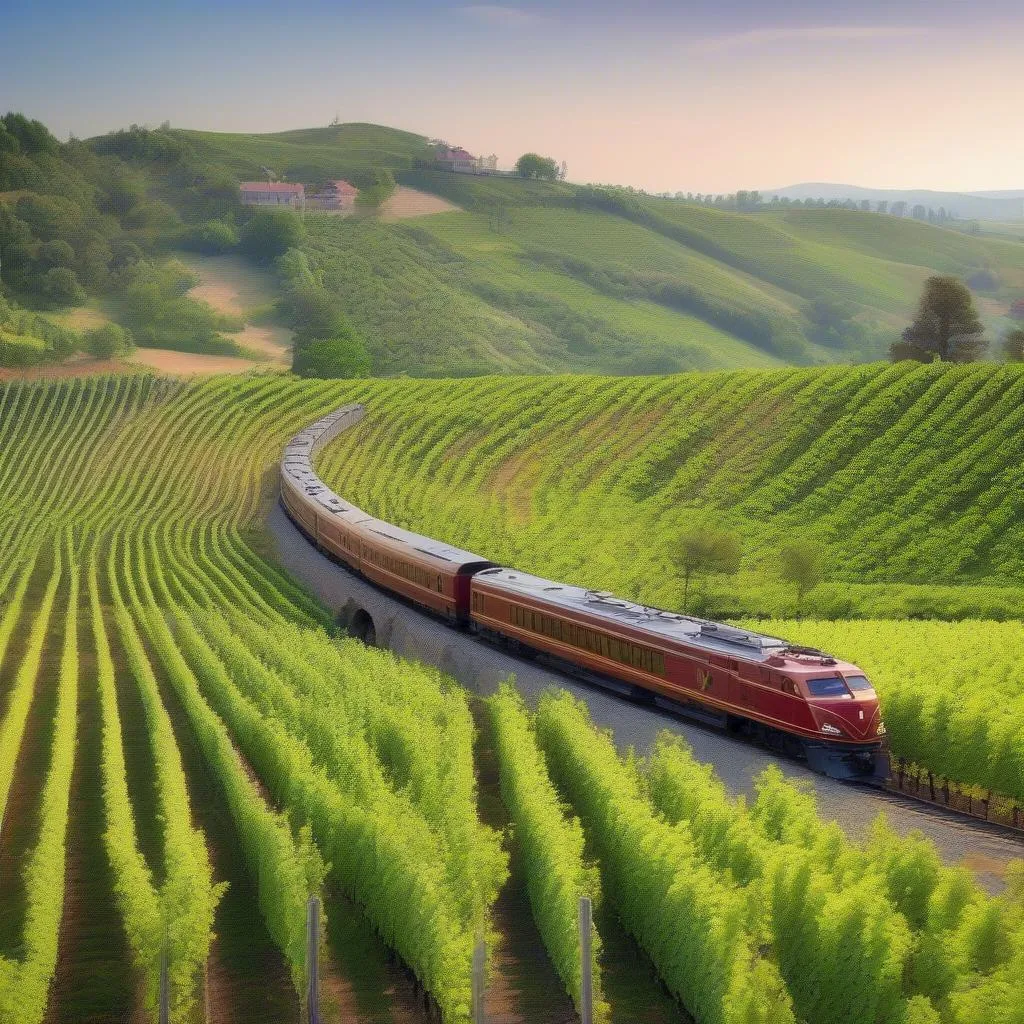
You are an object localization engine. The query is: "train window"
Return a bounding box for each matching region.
[437,574,443,592]
[844,674,876,694]
[807,676,852,699]
[781,679,797,696]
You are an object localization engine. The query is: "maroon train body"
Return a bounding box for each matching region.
[282,404,889,781]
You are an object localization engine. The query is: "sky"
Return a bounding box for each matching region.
[3,0,1022,193]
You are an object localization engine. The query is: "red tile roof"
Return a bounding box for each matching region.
[239,181,305,194]
[331,180,357,195]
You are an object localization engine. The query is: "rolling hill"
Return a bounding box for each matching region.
[77,121,1024,377]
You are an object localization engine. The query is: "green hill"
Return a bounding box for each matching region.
[178,122,435,180]
[78,121,1024,376]
[315,363,1024,620]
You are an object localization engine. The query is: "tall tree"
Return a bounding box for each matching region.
[669,526,742,613]
[1003,329,1024,363]
[891,276,986,363]
[778,540,824,617]
[515,153,559,180]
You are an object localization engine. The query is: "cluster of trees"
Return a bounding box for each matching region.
[661,189,960,221]
[890,275,1024,364]
[670,527,823,616]
[515,153,564,181]
[276,245,370,378]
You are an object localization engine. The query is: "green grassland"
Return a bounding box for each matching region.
[179,122,436,180]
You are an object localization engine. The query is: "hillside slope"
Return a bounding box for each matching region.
[315,363,1024,619]
[88,121,1024,376]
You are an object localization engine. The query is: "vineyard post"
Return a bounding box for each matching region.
[159,944,169,1024]
[307,895,321,1024]
[472,935,486,1024]
[579,897,593,1024]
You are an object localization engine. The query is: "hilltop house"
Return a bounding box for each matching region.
[307,179,358,211]
[435,147,477,173]
[239,181,305,207]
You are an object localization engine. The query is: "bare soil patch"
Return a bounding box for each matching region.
[379,187,461,222]
[177,253,292,363]
[128,349,278,376]
[0,355,137,382]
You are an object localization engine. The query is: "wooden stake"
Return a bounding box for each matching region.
[579,897,593,1024]
[308,896,321,1024]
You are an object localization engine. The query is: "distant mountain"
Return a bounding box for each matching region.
[765,182,1024,220]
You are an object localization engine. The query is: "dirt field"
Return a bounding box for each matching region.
[127,349,280,375]
[177,252,292,363]
[379,186,462,222]
[0,355,139,382]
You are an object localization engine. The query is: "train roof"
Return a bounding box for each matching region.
[472,566,803,663]
[282,403,492,569]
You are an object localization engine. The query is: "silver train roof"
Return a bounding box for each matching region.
[282,403,492,567]
[473,566,790,660]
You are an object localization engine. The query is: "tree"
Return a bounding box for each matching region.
[778,540,824,617]
[84,323,133,359]
[891,276,986,363]
[669,526,742,612]
[39,267,85,306]
[1003,329,1024,362]
[515,153,559,180]
[240,209,305,263]
[292,325,371,378]
[350,168,396,210]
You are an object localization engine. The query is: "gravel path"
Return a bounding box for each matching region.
[266,502,1024,895]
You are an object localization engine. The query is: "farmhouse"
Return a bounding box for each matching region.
[435,146,477,173]
[239,181,305,207]
[307,179,358,211]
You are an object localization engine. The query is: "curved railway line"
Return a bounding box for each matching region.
[271,404,1024,896]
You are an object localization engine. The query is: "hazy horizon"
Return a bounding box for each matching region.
[3,0,1022,194]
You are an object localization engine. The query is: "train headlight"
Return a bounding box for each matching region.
[820,723,843,736]
[877,722,887,736]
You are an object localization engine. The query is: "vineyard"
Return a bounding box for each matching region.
[1,370,1022,1023]
[314,364,1024,803]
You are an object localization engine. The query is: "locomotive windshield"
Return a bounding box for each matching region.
[806,676,851,698]
[844,674,876,694]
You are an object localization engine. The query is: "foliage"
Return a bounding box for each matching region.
[515,153,559,180]
[668,525,742,613]
[316,365,1024,622]
[84,322,134,359]
[893,276,987,363]
[349,167,396,209]
[176,218,239,253]
[292,332,371,378]
[39,266,85,306]
[1003,328,1024,362]
[116,260,247,355]
[488,684,608,1019]
[0,374,509,1023]
[535,690,796,1024]
[778,539,824,615]
[240,208,305,263]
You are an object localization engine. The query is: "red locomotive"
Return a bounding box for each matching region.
[282,404,889,781]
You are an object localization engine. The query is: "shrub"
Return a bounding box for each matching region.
[84,323,133,359]
[240,209,305,262]
[39,267,85,306]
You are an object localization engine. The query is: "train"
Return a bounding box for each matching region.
[281,403,890,782]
